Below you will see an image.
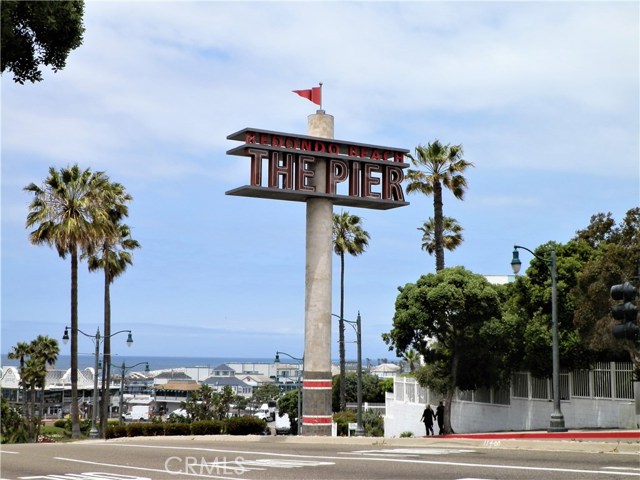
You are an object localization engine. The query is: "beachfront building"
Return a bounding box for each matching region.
[153,380,201,416]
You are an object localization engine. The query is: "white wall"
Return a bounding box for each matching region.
[384,382,637,437]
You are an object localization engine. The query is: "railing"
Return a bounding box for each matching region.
[393,362,634,405]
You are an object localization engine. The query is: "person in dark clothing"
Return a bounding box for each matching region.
[420,404,435,436]
[435,401,445,435]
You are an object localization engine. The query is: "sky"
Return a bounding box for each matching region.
[1,1,638,364]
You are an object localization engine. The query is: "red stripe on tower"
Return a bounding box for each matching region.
[302,415,333,425]
[303,379,332,389]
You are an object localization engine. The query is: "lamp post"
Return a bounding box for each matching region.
[274,351,303,435]
[113,361,150,425]
[63,326,133,438]
[511,245,567,432]
[332,312,364,437]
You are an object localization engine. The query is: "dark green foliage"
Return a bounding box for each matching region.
[225,416,266,435]
[191,420,224,436]
[53,419,66,428]
[363,410,384,437]
[105,425,127,439]
[142,423,165,436]
[277,390,299,434]
[1,1,85,83]
[331,372,385,412]
[333,411,356,436]
[126,423,145,437]
[1,398,29,444]
[164,423,191,436]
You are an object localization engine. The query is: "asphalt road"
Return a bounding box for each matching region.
[1,435,638,480]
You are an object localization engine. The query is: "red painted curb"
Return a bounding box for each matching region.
[433,431,640,440]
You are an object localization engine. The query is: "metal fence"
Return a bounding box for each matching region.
[393,362,634,405]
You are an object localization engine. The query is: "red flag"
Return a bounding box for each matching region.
[293,87,321,106]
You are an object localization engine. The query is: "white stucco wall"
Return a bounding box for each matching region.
[385,389,637,437]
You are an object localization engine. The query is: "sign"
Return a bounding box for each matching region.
[226,128,409,210]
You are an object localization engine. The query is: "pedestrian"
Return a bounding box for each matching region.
[435,401,445,435]
[420,404,435,436]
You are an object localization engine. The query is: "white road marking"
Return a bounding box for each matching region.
[100,443,640,477]
[20,474,151,480]
[0,450,20,454]
[347,448,476,456]
[53,458,249,480]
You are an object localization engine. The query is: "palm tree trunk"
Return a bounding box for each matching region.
[339,252,346,411]
[100,259,111,437]
[70,248,81,439]
[433,181,445,271]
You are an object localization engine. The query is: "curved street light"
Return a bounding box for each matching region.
[62,326,133,438]
[274,351,303,435]
[331,312,364,437]
[112,361,150,425]
[511,245,567,432]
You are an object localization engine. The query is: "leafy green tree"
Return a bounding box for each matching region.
[382,267,504,434]
[276,389,300,434]
[507,240,601,377]
[405,140,473,271]
[180,385,235,422]
[25,165,113,438]
[1,1,85,84]
[250,384,279,409]
[84,180,138,437]
[1,398,29,444]
[418,216,463,257]
[332,210,370,411]
[572,208,640,374]
[331,372,386,412]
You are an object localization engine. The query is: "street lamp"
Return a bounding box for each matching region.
[113,361,150,425]
[274,351,303,435]
[63,326,133,438]
[332,312,364,437]
[511,245,567,432]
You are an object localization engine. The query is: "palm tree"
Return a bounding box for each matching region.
[8,342,31,416]
[30,335,59,420]
[406,140,473,271]
[332,210,370,411]
[418,216,464,257]
[402,348,421,372]
[24,165,113,438]
[87,209,139,436]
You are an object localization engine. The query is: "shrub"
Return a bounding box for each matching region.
[191,420,223,436]
[164,422,191,436]
[225,416,266,435]
[332,411,356,437]
[363,410,384,437]
[126,423,145,437]
[105,425,127,439]
[399,431,414,438]
[53,419,66,429]
[142,423,165,436]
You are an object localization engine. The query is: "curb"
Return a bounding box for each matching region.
[441,431,640,441]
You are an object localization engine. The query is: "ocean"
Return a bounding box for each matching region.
[0,354,280,372]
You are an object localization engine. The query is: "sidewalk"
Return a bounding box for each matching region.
[441,429,640,441]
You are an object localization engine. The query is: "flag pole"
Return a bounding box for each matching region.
[319,82,323,112]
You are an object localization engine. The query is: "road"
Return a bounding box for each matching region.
[1,435,638,480]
